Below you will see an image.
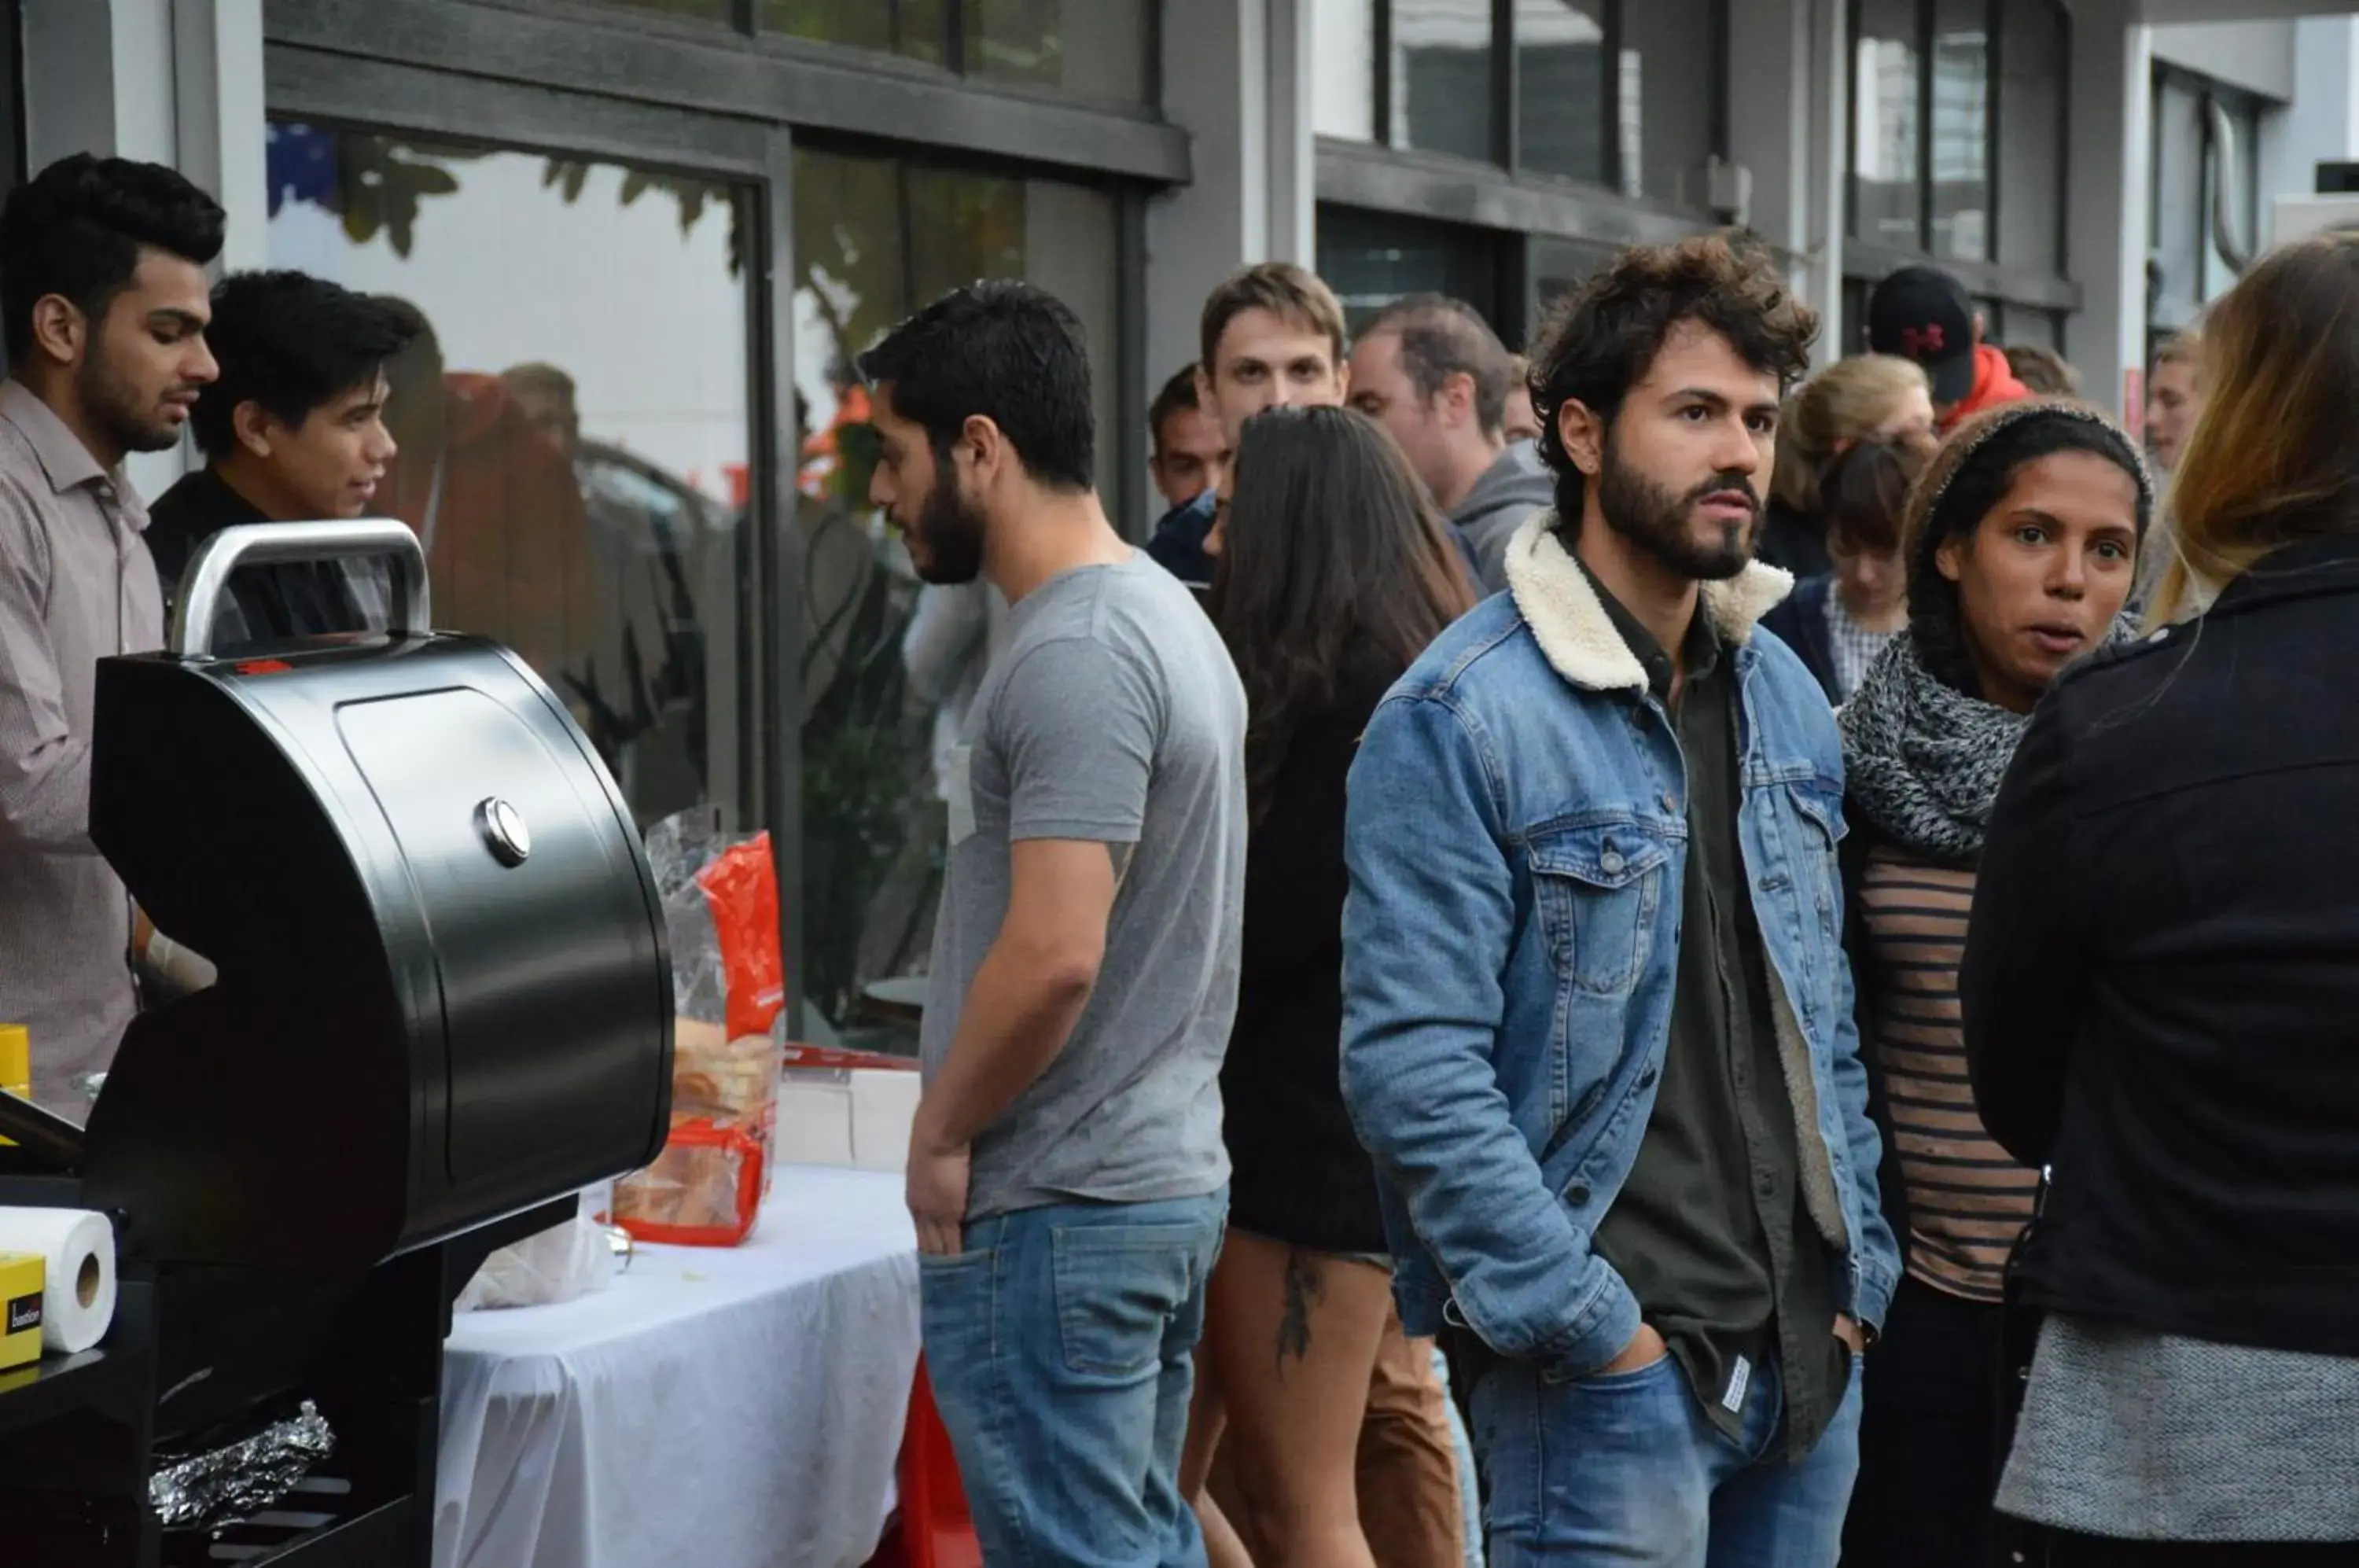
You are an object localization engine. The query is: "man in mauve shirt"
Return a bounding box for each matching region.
[0,154,223,1114]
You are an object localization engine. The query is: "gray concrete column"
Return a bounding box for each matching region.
[1144,0,1317,403]
[2063,0,2151,423]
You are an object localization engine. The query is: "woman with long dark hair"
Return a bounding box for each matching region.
[1186,405,1475,1568]
[1835,399,2150,1567]
[1963,235,2359,1565]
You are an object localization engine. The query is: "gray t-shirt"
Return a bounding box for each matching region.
[922,552,1246,1219]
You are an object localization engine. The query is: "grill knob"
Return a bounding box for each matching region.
[477,797,532,867]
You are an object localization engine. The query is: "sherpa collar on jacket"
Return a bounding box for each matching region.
[1500,508,1794,694]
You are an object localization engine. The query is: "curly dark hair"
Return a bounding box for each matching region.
[1527,232,1819,532]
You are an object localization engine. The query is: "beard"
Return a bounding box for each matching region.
[906,473,988,586]
[78,353,186,456]
[1596,434,1757,583]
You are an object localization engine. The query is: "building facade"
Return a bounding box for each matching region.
[0,0,2343,1043]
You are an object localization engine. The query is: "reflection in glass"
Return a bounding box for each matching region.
[1621,0,1715,207]
[792,147,1120,1048]
[1393,0,1495,164]
[764,0,949,63]
[1930,0,1989,259]
[963,0,1149,102]
[1530,235,1622,318]
[1314,0,1378,142]
[266,123,755,833]
[1851,0,1923,248]
[2148,75,2205,326]
[1318,204,1503,333]
[1517,0,1607,187]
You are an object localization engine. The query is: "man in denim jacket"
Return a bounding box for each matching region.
[1341,234,1899,1566]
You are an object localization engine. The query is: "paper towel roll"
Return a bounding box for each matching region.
[0,1207,115,1353]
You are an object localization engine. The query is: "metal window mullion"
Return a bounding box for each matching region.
[1917,0,1934,252]
[1494,0,1516,171]
[1604,0,1625,201]
[1845,0,1863,245]
[1375,0,1395,148]
[1709,0,1730,163]
[1982,0,2000,263]
[757,124,805,1030]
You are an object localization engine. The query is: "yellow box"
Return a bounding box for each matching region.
[0,1252,43,1371]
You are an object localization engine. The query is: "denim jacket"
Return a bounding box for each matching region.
[1340,512,1899,1377]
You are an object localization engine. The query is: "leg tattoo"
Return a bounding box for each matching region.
[1276,1248,1324,1371]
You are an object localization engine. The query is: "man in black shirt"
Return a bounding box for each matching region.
[146,270,418,650]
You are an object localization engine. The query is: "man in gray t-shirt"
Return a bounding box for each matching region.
[861,281,1245,1568]
[922,549,1244,1216]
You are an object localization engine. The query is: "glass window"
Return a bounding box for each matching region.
[1841,275,1871,355]
[791,147,1120,1047]
[1852,0,1923,248]
[2148,72,2206,328]
[1393,0,1496,164]
[1996,0,2065,275]
[1517,0,1608,186]
[1930,0,1989,259]
[1315,0,1379,142]
[1529,234,1622,318]
[963,0,1149,103]
[266,123,757,834]
[587,0,731,19]
[764,0,950,64]
[1620,0,1717,206]
[1318,203,1506,334]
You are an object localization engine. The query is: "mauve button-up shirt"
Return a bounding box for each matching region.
[0,381,165,1114]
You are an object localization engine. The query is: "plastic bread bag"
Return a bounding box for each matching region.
[616,811,786,1245]
[454,1213,617,1311]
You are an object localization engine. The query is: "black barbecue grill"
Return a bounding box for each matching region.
[0,521,675,1565]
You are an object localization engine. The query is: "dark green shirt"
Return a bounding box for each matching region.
[1582,569,1847,1459]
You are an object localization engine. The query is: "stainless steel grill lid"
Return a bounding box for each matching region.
[82,521,673,1272]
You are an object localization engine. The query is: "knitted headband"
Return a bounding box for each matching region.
[1903,397,2156,578]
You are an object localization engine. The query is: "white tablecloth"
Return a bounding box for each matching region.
[435,1167,922,1568]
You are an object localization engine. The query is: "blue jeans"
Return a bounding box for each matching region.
[921,1190,1227,1568]
[1471,1348,1862,1568]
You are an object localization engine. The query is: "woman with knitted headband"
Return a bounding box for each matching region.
[1961,235,2359,1565]
[1835,398,2150,1567]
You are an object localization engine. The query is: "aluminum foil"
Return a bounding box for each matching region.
[149,1401,335,1530]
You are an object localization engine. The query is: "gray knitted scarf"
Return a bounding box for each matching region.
[1838,631,2024,864]
[1839,619,2137,863]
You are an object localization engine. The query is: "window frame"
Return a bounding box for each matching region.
[1318,0,1734,337]
[1348,0,1730,199]
[2146,60,2261,336]
[263,0,1164,1027]
[1841,0,2078,346]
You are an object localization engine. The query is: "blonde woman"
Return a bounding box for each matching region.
[1963,235,2359,1563]
[1760,354,1937,576]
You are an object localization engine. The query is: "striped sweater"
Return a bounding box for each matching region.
[1857,843,2041,1302]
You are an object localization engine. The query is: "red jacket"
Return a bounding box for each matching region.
[1939,344,2032,432]
[380,373,595,685]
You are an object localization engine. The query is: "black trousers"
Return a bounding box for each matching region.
[1841,1273,2005,1568]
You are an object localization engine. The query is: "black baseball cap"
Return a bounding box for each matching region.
[1867,265,1976,407]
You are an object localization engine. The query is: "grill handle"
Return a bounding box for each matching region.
[171,518,432,660]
